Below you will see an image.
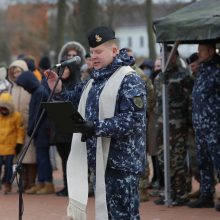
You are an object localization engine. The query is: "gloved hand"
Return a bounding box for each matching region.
[15,143,23,155]
[73,121,95,140]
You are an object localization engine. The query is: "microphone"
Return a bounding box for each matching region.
[53,56,81,68]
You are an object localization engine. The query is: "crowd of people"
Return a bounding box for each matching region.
[0,25,220,219]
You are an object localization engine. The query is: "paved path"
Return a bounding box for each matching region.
[0,169,220,220]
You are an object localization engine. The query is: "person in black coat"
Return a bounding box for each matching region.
[16,71,54,194]
[52,41,86,196]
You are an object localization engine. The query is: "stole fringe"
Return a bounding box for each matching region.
[67,198,87,220]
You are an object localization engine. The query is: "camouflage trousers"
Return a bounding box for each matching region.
[105,167,140,220]
[194,125,220,197]
[157,129,189,199]
[186,130,200,183]
[139,158,150,190]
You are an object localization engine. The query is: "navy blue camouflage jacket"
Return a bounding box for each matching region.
[192,55,220,128]
[56,49,147,175]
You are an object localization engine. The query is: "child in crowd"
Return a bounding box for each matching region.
[0,92,25,194]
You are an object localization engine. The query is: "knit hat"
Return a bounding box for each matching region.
[139,59,154,70]
[39,56,51,70]
[9,60,28,72]
[0,92,14,113]
[8,60,29,82]
[186,52,199,65]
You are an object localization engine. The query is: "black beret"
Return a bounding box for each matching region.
[186,52,199,65]
[88,26,116,48]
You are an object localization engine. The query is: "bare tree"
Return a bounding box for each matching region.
[56,0,67,59]
[105,0,117,27]
[145,0,156,60]
[70,0,99,51]
[0,11,10,65]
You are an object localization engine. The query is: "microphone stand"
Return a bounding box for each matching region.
[11,67,65,220]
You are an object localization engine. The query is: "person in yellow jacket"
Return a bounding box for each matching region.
[0,92,25,194]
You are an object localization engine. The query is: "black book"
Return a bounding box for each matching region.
[41,101,84,133]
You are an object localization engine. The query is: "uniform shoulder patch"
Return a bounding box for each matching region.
[133,96,144,109]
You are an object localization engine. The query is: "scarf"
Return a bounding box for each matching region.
[66,65,134,220]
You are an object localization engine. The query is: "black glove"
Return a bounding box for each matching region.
[73,121,95,140]
[15,143,23,155]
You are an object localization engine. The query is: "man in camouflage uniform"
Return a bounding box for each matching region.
[187,43,220,210]
[46,26,147,219]
[137,65,155,202]
[154,47,193,206]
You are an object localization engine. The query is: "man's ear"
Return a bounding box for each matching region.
[113,47,119,56]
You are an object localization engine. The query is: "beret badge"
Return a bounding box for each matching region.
[95,34,102,42]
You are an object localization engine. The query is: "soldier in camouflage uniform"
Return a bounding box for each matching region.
[154,47,193,206]
[187,43,220,210]
[137,65,155,202]
[46,26,147,219]
[126,48,155,202]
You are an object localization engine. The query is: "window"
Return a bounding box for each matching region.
[128,37,132,47]
[140,36,144,47]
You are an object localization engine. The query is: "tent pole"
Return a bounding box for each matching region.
[162,41,179,206]
[161,44,169,207]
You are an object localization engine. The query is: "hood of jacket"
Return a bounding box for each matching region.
[0,92,14,114]
[16,71,40,94]
[8,60,29,83]
[58,41,86,64]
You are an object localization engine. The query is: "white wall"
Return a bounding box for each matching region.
[116,26,149,57]
[116,26,198,59]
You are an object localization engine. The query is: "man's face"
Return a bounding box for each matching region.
[85,57,93,69]
[154,58,162,72]
[90,43,118,70]
[198,44,214,62]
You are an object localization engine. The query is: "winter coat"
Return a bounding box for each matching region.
[0,93,25,155]
[57,49,147,175]
[8,60,36,163]
[192,54,220,129]
[16,71,50,148]
[51,41,86,144]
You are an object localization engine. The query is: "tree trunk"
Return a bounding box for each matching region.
[145,0,156,60]
[72,0,99,51]
[56,0,66,60]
